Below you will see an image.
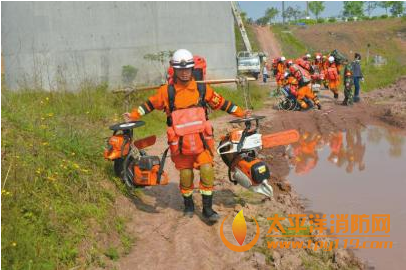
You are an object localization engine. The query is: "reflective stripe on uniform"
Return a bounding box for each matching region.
[175,120,203,129]
[199,189,213,195]
[137,106,146,115]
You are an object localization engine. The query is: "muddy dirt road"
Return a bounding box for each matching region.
[252,25,282,59]
[105,77,406,270]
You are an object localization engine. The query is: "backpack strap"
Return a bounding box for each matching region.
[197,83,209,119]
[197,83,207,108]
[168,84,176,113]
[166,84,175,126]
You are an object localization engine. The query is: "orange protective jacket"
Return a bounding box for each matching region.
[129,79,245,120]
[276,62,286,82]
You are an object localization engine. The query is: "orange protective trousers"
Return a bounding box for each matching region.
[171,149,214,196]
[296,85,320,109]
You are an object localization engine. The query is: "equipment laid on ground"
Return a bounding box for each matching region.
[217,115,300,197]
[330,49,347,65]
[277,86,318,111]
[277,86,300,111]
[104,121,169,188]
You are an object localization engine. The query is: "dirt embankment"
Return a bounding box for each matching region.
[252,25,282,59]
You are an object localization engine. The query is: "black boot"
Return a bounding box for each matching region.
[341,98,348,106]
[202,194,220,222]
[183,195,194,218]
[316,103,322,110]
[334,93,339,99]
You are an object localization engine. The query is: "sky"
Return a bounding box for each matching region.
[238,1,393,21]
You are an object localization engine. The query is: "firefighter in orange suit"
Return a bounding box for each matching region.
[325,56,340,99]
[123,49,248,222]
[285,60,321,110]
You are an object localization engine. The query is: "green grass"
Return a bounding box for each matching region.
[272,25,308,59]
[1,83,135,269]
[235,23,261,53]
[1,80,267,269]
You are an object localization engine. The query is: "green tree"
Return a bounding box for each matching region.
[365,1,378,17]
[343,1,365,17]
[292,5,303,21]
[240,11,247,21]
[284,6,295,22]
[389,1,404,16]
[255,16,268,26]
[265,7,279,24]
[309,1,325,19]
[378,1,393,15]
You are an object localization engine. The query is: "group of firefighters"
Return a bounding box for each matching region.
[269,51,363,110]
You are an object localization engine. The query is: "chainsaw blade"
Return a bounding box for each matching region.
[262,129,300,148]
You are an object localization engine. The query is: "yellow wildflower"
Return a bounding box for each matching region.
[42,142,49,146]
[47,113,54,117]
[11,242,17,247]
[1,190,11,196]
[45,97,49,101]
[73,163,80,169]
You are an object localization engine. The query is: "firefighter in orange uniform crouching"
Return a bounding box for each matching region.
[123,49,249,222]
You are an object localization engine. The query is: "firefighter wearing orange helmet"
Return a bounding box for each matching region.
[123,49,248,222]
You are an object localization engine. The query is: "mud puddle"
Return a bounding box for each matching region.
[285,125,406,270]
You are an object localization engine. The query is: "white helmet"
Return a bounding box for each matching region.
[316,55,321,60]
[328,56,335,63]
[306,53,311,58]
[280,56,286,62]
[171,49,194,69]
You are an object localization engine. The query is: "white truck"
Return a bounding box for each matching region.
[237,51,261,80]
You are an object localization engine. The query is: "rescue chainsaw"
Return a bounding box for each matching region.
[217,115,299,197]
[103,121,169,188]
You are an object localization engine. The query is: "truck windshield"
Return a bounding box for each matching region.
[238,58,259,66]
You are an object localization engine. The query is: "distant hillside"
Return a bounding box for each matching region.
[272,18,406,91]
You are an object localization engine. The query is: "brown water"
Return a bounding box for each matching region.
[286,125,406,270]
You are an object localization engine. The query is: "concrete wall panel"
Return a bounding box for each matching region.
[2,1,237,90]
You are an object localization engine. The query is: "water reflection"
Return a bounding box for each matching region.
[287,125,405,175]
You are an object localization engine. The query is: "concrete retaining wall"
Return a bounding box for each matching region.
[2,1,237,90]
